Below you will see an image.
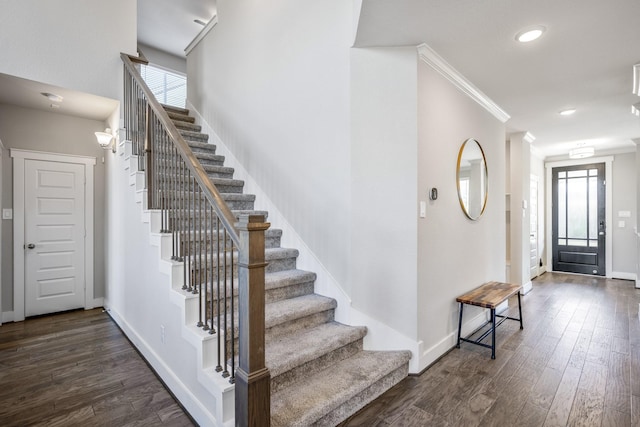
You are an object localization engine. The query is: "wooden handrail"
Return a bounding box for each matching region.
[120,53,240,245]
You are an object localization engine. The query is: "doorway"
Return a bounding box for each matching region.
[551,163,606,275]
[11,150,95,321]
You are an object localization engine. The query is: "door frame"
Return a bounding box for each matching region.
[11,149,96,322]
[530,174,539,279]
[545,156,613,277]
[0,138,4,325]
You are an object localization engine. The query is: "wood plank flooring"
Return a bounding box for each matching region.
[340,272,640,426]
[0,309,195,426]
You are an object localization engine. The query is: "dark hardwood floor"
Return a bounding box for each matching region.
[0,308,195,426]
[340,272,640,426]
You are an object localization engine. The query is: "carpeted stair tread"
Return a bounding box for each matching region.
[265,269,316,291]
[266,322,367,379]
[271,350,412,426]
[265,294,336,330]
[173,120,201,133]
[167,110,195,123]
[161,104,189,115]
[179,129,209,142]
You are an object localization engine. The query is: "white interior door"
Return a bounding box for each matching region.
[24,159,85,317]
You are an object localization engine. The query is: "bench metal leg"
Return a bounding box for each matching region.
[491,308,496,359]
[456,302,464,348]
[517,291,523,329]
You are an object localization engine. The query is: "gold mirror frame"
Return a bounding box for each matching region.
[456,138,488,220]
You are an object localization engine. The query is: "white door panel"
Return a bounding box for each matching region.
[25,159,85,316]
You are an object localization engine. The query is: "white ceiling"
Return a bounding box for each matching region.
[137,0,217,58]
[355,0,640,157]
[1,0,638,159]
[0,73,119,122]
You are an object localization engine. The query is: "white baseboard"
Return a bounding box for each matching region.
[521,280,533,295]
[1,311,15,323]
[611,271,637,282]
[419,310,488,371]
[104,306,219,427]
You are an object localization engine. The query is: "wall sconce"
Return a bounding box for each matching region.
[95,128,116,153]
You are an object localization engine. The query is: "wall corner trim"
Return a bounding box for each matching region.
[417,43,510,123]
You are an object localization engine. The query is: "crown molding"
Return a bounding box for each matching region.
[417,43,510,123]
[524,132,536,143]
[185,15,218,56]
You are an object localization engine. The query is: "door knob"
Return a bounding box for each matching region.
[26,243,35,249]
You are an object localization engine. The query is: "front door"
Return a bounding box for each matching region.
[552,163,605,275]
[24,159,86,316]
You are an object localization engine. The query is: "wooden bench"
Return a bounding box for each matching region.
[456,281,523,359]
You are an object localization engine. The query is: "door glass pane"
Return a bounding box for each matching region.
[558,239,566,246]
[567,177,587,238]
[589,239,598,247]
[589,176,598,239]
[558,178,566,238]
[589,169,598,176]
[568,239,588,246]
[558,171,566,179]
[568,170,588,178]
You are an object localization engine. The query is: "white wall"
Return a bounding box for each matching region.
[104,150,222,426]
[0,104,108,313]
[0,0,136,99]
[611,152,637,277]
[350,47,418,338]
[186,0,353,289]
[417,57,506,368]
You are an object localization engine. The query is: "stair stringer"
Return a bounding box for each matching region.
[187,104,425,373]
[115,139,236,427]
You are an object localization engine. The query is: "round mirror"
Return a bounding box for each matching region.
[456,138,488,220]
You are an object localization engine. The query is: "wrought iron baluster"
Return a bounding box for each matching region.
[222,229,229,379]
[215,216,223,371]
[229,238,235,384]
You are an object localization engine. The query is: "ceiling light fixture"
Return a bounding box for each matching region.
[569,146,594,159]
[515,26,545,43]
[634,64,640,96]
[41,92,63,103]
[559,108,576,116]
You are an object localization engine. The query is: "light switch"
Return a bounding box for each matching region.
[618,220,626,228]
[419,201,426,218]
[2,209,12,220]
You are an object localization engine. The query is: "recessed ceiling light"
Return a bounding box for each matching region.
[559,109,576,116]
[41,92,63,103]
[516,26,545,43]
[49,103,60,109]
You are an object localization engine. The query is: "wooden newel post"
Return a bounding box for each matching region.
[235,214,271,427]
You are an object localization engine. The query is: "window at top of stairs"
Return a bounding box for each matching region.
[140,64,186,108]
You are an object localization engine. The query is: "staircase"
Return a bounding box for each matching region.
[163,104,412,426]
